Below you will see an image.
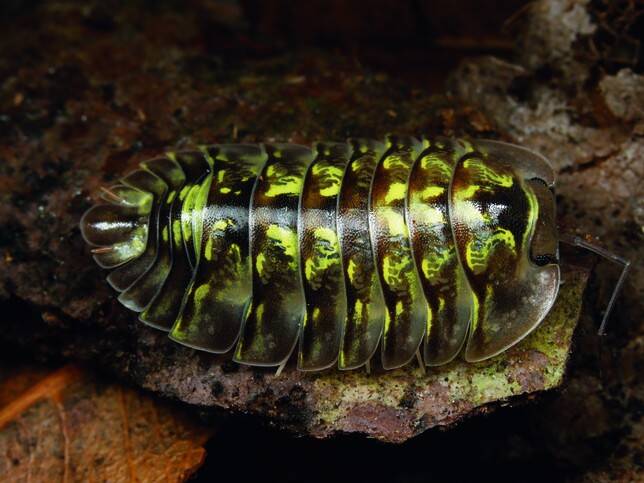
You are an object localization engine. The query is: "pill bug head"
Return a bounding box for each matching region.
[455,140,561,362]
[475,139,559,266]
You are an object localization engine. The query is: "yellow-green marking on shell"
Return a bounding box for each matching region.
[80,136,560,372]
[170,145,268,352]
[450,152,560,362]
[369,136,427,369]
[298,143,350,371]
[234,144,314,366]
[117,157,186,316]
[407,138,473,366]
[336,139,387,370]
[139,150,212,330]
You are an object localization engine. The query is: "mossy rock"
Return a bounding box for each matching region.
[138,265,587,442]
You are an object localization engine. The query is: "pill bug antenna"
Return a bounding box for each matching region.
[559,235,631,335]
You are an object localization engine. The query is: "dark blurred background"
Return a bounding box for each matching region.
[0,0,527,88]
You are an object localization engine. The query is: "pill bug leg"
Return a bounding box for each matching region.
[370,135,427,370]
[450,147,560,362]
[169,145,267,352]
[297,142,350,371]
[336,139,387,370]
[407,138,474,366]
[138,150,212,330]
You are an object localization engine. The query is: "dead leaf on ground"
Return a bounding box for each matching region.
[0,364,54,409]
[0,364,213,482]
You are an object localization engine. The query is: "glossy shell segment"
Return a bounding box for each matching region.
[449,152,560,361]
[234,144,314,366]
[171,145,266,351]
[369,136,427,369]
[407,138,474,365]
[80,137,559,371]
[298,142,350,370]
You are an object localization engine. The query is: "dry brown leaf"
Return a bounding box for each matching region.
[0,365,213,482]
[0,364,53,408]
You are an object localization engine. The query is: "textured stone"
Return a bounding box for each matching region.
[136,265,586,442]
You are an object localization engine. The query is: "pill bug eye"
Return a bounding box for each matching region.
[80,136,565,372]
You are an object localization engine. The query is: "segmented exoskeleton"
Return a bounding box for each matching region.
[81,136,563,371]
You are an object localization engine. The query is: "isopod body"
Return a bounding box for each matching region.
[81,136,560,371]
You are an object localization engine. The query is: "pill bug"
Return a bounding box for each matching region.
[81,135,564,372]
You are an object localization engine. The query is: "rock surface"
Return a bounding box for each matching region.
[0,0,640,458]
[139,266,586,442]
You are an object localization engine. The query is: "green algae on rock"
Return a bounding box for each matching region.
[136,265,587,442]
[306,265,588,440]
